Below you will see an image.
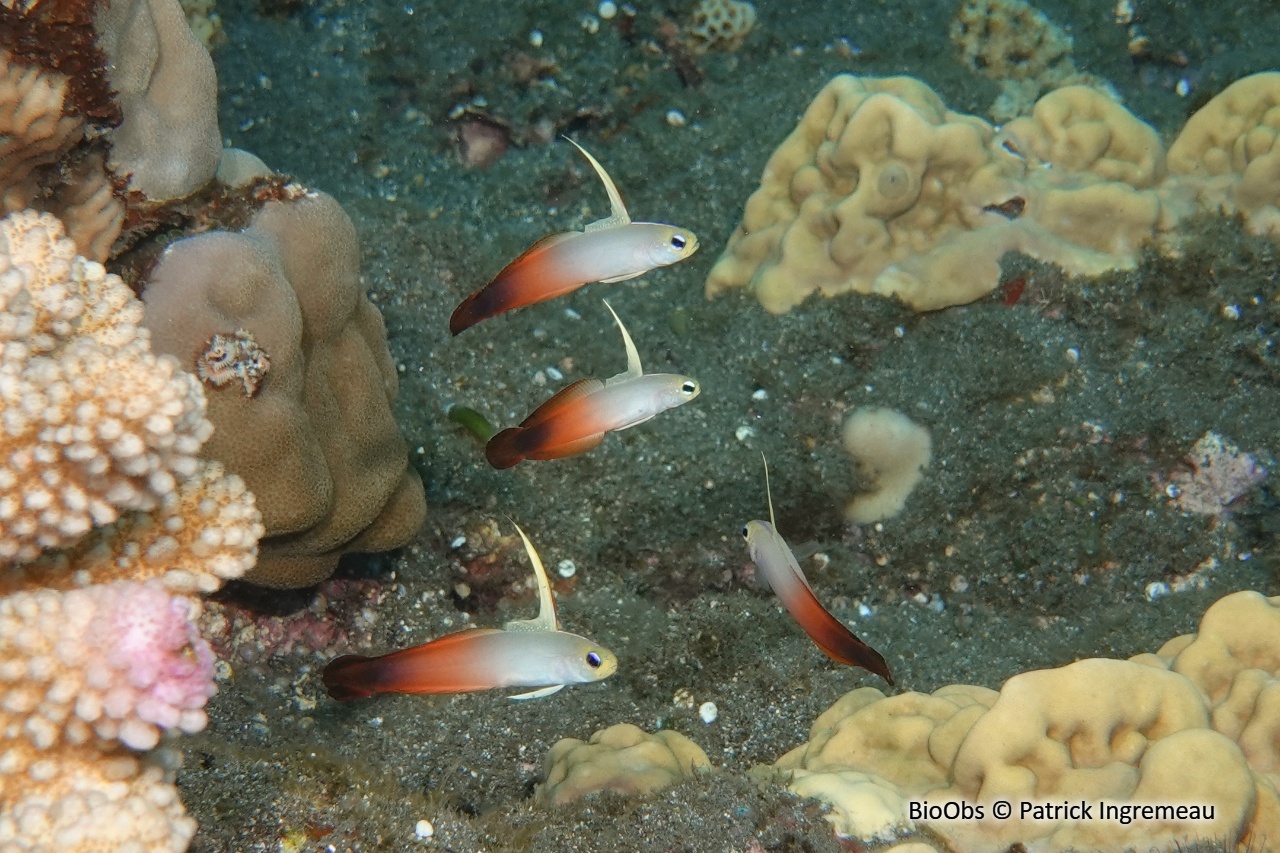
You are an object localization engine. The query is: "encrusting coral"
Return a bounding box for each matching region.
[537,723,711,806]
[949,0,1101,122]
[763,590,1280,851]
[0,209,263,851]
[705,75,1173,314]
[707,72,1280,316]
[683,0,756,54]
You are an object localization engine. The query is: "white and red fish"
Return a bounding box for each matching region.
[485,301,700,469]
[323,523,617,700]
[450,139,698,334]
[742,455,894,685]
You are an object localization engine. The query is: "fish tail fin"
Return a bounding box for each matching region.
[485,428,526,469]
[322,654,380,701]
[449,291,486,335]
[818,636,895,686]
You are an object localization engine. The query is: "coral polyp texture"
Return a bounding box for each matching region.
[0,209,261,851]
[683,0,757,54]
[706,73,1280,316]
[949,0,1099,121]
[765,590,1280,851]
[0,210,210,564]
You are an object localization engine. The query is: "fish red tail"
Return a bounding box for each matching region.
[485,428,526,469]
[322,654,380,701]
[823,637,895,687]
[449,290,489,335]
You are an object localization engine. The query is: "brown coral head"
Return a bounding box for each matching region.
[195,328,270,397]
[454,114,510,171]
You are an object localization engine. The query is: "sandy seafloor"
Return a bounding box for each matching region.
[179,0,1280,850]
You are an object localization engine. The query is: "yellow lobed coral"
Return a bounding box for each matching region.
[764,590,1280,851]
[537,723,711,806]
[141,189,425,588]
[707,76,1172,314]
[707,75,1202,316]
[1167,72,1280,237]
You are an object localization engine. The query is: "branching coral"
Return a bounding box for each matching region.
[0,209,262,851]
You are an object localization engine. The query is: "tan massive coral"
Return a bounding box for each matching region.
[95,0,223,202]
[1,0,224,262]
[141,188,426,588]
[766,590,1280,851]
[706,75,1168,314]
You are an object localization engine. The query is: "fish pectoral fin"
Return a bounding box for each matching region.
[527,431,606,460]
[597,270,645,284]
[520,378,606,428]
[612,413,655,432]
[510,684,564,701]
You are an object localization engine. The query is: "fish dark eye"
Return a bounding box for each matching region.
[740,526,749,539]
[670,234,687,250]
[681,380,697,395]
[586,651,602,668]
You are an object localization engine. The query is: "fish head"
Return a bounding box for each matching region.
[741,519,776,559]
[652,374,701,411]
[643,225,700,268]
[553,633,619,683]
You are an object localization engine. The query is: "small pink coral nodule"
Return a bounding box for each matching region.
[1169,431,1268,517]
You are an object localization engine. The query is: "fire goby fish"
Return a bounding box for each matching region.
[486,300,700,469]
[449,139,699,334]
[741,454,894,685]
[323,523,618,700]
